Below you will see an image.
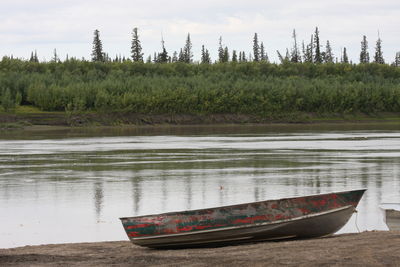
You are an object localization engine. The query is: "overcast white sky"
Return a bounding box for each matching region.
[0,0,399,63]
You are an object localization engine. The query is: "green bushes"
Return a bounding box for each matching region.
[0,57,399,115]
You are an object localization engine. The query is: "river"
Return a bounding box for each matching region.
[1,123,399,248]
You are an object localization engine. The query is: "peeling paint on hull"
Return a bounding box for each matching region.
[120,189,366,248]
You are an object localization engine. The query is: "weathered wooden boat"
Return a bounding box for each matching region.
[380,203,400,231]
[120,189,366,248]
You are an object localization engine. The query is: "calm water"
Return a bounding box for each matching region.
[1,124,400,248]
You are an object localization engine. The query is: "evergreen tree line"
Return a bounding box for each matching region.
[14,26,400,66]
[86,26,398,65]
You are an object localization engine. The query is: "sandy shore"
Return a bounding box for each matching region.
[1,231,399,266]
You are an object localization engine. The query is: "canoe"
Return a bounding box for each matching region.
[380,203,400,231]
[120,189,366,248]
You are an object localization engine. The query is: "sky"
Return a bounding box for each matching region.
[0,0,399,63]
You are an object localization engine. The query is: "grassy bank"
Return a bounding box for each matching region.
[1,105,400,129]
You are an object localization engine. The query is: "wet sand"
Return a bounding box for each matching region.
[1,231,399,266]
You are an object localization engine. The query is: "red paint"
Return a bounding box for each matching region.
[194,225,213,230]
[126,223,153,229]
[193,224,226,230]
[179,225,195,231]
[163,228,177,234]
[299,208,310,214]
[128,231,141,237]
[275,214,286,220]
[176,223,228,233]
[319,199,327,206]
[233,215,271,224]
[311,199,327,207]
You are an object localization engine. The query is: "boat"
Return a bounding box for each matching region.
[120,189,366,248]
[380,203,400,231]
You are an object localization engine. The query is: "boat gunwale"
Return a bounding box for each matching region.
[128,205,355,241]
[120,188,366,220]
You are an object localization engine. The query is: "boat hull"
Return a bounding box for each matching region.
[129,205,355,248]
[384,209,400,231]
[121,189,365,248]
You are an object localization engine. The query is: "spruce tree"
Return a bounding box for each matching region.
[218,36,224,63]
[260,42,264,61]
[394,52,400,67]
[201,45,211,64]
[158,38,168,63]
[239,51,247,62]
[91,29,104,62]
[360,35,370,63]
[131,27,143,62]
[342,47,349,63]
[324,40,334,63]
[52,48,59,62]
[183,33,193,63]
[313,27,322,63]
[205,48,211,64]
[260,42,268,62]
[30,50,39,62]
[242,52,247,62]
[290,29,301,63]
[232,50,238,62]
[172,51,178,62]
[253,33,260,62]
[277,49,290,64]
[373,36,384,64]
[201,45,206,63]
[303,35,314,63]
[223,47,229,62]
[104,53,110,62]
[34,51,39,62]
[178,48,184,62]
[277,51,284,63]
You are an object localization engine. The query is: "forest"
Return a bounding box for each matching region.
[0,27,399,118]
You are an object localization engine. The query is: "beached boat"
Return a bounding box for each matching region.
[381,204,400,231]
[120,189,366,248]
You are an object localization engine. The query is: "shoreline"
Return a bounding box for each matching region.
[1,231,399,266]
[1,111,400,130]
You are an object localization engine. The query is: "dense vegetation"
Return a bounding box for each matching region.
[1,58,400,116]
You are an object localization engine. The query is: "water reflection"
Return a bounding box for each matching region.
[0,127,399,248]
[94,182,104,220]
[131,174,142,214]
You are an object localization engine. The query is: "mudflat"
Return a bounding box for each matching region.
[1,231,399,266]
